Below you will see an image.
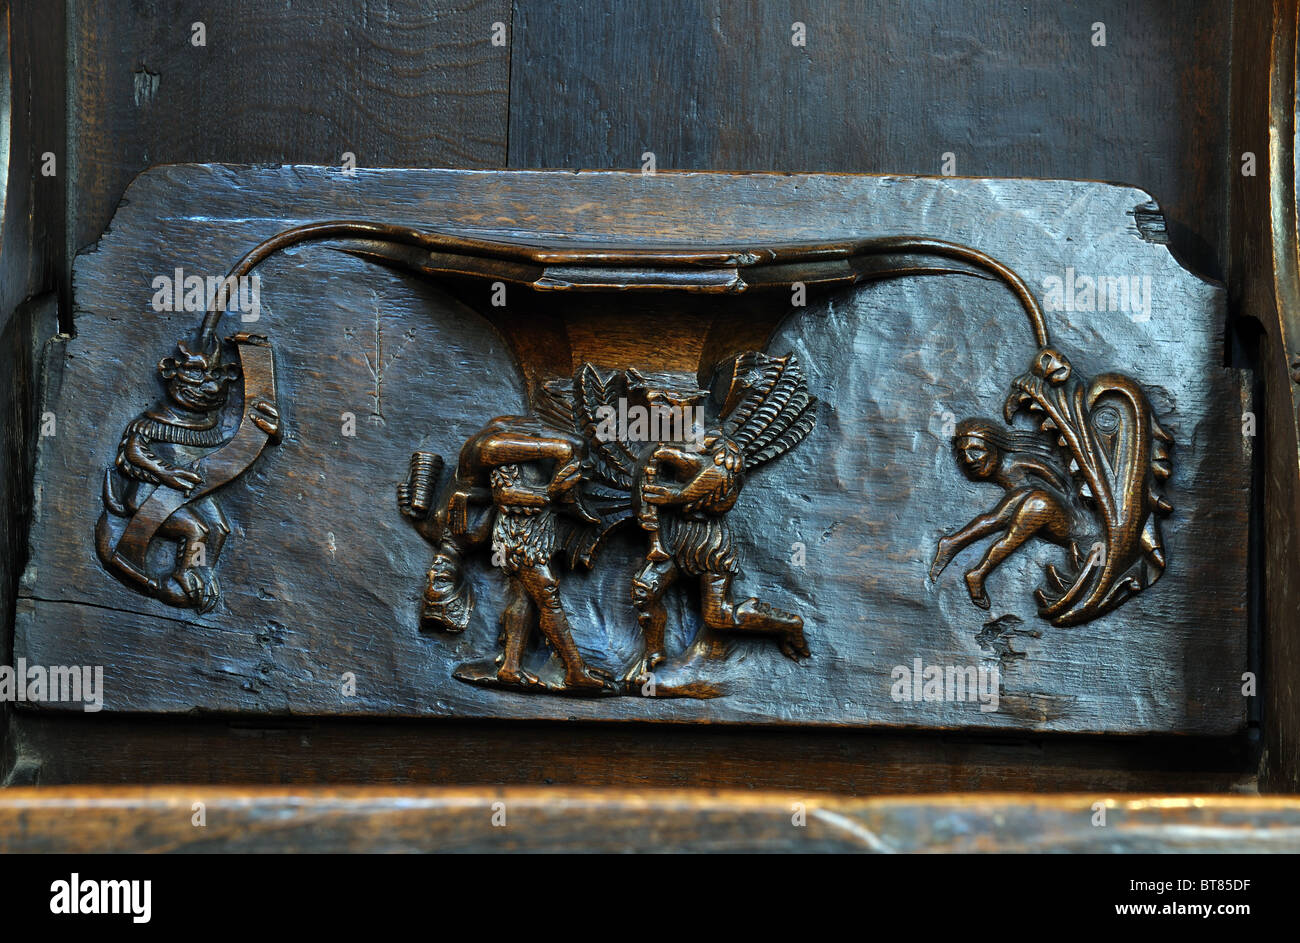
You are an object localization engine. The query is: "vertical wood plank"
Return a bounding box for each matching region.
[68,0,512,258]
[1229,0,1300,793]
[508,0,1231,279]
[1,0,67,781]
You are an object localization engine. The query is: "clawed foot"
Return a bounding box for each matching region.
[162,469,204,496]
[735,599,809,662]
[496,664,546,691]
[251,400,281,442]
[778,623,810,661]
[621,651,666,686]
[548,459,600,523]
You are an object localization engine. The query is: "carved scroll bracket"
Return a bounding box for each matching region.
[94,219,1174,702]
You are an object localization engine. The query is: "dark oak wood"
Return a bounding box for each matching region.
[1,786,1294,852]
[509,0,1233,281]
[67,0,511,261]
[1228,0,1300,792]
[0,1,68,783]
[16,166,1247,737]
[7,714,1258,795]
[1,0,1276,797]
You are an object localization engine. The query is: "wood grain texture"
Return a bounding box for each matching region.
[508,0,1232,281]
[1,1,68,778]
[1228,0,1300,792]
[16,165,1248,735]
[0,787,1296,852]
[7,713,1258,794]
[67,0,511,256]
[3,0,1267,793]
[0,298,57,788]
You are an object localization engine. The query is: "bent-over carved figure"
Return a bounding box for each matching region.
[400,414,617,695]
[929,418,1074,610]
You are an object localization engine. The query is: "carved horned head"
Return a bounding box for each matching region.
[159,336,240,413]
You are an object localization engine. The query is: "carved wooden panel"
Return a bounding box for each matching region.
[14,166,1246,734]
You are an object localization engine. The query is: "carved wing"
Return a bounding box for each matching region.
[532,377,578,433]
[573,363,639,490]
[720,352,818,471]
[545,365,638,568]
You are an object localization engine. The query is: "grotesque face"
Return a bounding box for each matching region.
[159,338,239,412]
[955,434,998,480]
[644,387,703,411]
[421,540,472,631]
[636,377,708,449]
[1033,346,1073,385]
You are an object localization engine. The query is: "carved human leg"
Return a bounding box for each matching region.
[515,562,612,693]
[627,556,679,682]
[930,500,1019,582]
[156,498,230,612]
[961,489,1072,609]
[495,581,543,689]
[698,573,809,661]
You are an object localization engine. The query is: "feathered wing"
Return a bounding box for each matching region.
[532,377,578,433]
[563,364,639,568]
[721,352,819,471]
[573,364,639,489]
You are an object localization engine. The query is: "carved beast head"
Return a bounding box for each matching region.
[159,335,239,413]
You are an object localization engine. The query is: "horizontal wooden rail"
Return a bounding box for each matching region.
[1,788,1298,853]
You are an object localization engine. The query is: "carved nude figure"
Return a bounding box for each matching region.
[400,416,616,694]
[630,429,810,681]
[589,352,818,691]
[929,417,1073,609]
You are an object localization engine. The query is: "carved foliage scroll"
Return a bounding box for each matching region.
[92,219,1175,701]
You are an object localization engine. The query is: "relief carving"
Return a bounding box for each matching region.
[96,332,280,611]
[931,346,1173,626]
[399,351,817,698]
[94,218,1174,676]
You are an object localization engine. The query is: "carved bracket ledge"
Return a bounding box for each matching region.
[16,167,1244,733]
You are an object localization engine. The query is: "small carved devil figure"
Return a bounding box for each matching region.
[97,333,280,612]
